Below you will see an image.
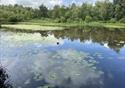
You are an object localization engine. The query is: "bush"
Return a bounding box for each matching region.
[85,16,93,23]
[54,18,61,23]
[54,17,66,23]
[8,15,23,22]
[66,18,72,23]
[59,16,66,23]
[109,18,116,23]
[119,18,125,23]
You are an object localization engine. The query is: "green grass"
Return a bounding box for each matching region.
[20,20,125,29]
[85,22,125,29]
[23,19,125,28]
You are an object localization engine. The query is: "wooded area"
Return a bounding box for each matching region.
[0,0,125,23]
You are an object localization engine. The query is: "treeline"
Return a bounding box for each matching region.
[0,5,35,22]
[0,0,125,23]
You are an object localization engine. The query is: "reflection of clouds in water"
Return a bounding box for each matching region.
[117,56,125,60]
[1,32,64,47]
[84,40,92,44]
[32,49,104,87]
[1,49,104,87]
[103,43,110,49]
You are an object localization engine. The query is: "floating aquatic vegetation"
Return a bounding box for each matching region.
[2,24,64,31]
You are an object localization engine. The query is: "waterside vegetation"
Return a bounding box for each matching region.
[0,0,125,29]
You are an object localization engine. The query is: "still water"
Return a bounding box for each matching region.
[0,27,125,88]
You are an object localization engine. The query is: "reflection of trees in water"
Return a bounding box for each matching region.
[11,26,124,52]
[0,67,12,88]
[2,27,125,52]
[40,27,125,52]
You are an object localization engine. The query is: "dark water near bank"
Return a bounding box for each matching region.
[0,27,125,88]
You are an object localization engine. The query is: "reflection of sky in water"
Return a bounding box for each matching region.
[0,31,125,88]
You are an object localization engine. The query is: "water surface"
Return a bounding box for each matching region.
[0,27,125,88]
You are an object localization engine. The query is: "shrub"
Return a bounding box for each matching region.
[54,18,60,23]
[60,16,66,23]
[8,15,23,22]
[119,18,125,23]
[85,16,93,23]
[109,18,116,23]
[66,18,72,23]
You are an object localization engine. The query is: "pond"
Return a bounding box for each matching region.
[0,27,125,88]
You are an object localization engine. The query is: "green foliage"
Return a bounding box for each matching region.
[95,1,114,20]
[59,16,66,23]
[109,18,116,23]
[119,18,125,23]
[85,16,93,23]
[66,18,72,23]
[38,4,48,17]
[114,0,125,20]
[8,15,23,22]
[0,0,125,23]
[0,5,35,22]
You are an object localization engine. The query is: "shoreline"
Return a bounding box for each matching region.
[1,22,125,31]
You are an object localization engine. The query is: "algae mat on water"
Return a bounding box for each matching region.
[1,24,64,31]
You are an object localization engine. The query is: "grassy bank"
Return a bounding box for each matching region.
[20,19,125,28]
[85,22,125,29]
[1,20,125,31]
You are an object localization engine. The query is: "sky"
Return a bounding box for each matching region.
[0,0,109,8]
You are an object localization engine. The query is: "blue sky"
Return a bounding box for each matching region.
[0,0,107,8]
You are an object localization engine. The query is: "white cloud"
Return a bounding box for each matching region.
[0,0,63,8]
[0,0,16,5]
[0,0,113,8]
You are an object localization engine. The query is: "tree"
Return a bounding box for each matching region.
[39,4,48,18]
[0,5,35,22]
[79,3,92,20]
[95,0,114,21]
[0,0,124,23]
[50,5,61,19]
[114,0,125,20]
[70,3,80,21]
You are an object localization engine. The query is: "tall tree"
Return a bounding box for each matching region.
[95,0,114,20]
[114,0,125,20]
[39,4,48,18]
